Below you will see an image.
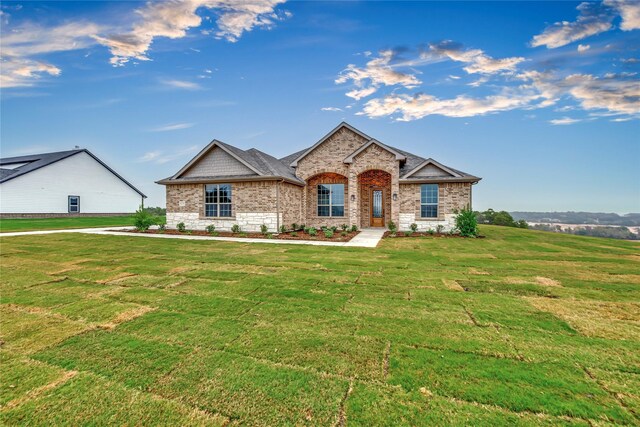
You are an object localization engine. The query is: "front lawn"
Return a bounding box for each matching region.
[0,215,142,233]
[0,226,638,425]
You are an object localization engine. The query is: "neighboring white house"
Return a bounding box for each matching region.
[0,149,146,216]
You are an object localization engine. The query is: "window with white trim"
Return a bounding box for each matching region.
[68,196,80,213]
[420,184,438,218]
[204,184,232,217]
[317,184,344,217]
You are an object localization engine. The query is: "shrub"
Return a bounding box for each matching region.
[133,206,155,232]
[341,224,348,231]
[427,228,435,235]
[341,231,348,237]
[157,223,166,233]
[436,225,444,234]
[266,233,274,239]
[279,225,287,233]
[304,226,311,234]
[324,229,334,238]
[260,224,268,235]
[331,226,338,233]
[410,223,418,233]
[231,224,241,233]
[351,225,358,232]
[308,227,317,237]
[455,207,478,237]
[404,231,412,237]
[239,232,248,238]
[291,231,298,237]
[292,223,299,231]
[205,224,216,234]
[177,222,186,233]
[387,220,397,233]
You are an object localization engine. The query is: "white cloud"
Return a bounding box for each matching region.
[606,0,640,31]
[138,145,199,164]
[321,107,343,112]
[427,41,524,74]
[160,79,202,90]
[0,21,101,88]
[95,0,288,66]
[336,49,422,100]
[577,44,591,52]
[149,122,195,132]
[448,75,461,80]
[549,117,582,125]
[359,90,541,121]
[531,1,640,49]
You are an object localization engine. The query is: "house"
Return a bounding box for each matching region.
[0,149,146,217]
[157,122,481,232]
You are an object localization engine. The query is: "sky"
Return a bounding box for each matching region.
[1,0,639,213]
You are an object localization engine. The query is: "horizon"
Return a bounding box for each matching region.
[1,1,639,213]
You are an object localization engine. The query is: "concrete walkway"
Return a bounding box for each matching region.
[0,226,386,248]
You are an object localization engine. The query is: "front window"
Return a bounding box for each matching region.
[420,184,438,218]
[204,184,232,217]
[317,184,344,217]
[68,196,80,213]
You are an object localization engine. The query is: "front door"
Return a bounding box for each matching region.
[370,189,384,227]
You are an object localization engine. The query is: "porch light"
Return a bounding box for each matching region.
[393,193,398,201]
[350,194,356,202]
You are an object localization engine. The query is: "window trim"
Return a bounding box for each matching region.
[204,184,233,218]
[317,183,345,217]
[68,195,80,213]
[420,184,439,218]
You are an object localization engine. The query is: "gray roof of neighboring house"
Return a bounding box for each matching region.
[0,149,147,197]
[160,122,480,185]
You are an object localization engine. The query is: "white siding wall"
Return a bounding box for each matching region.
[0,152,143,214]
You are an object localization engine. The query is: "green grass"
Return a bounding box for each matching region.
[0,215,138,233]
[0,226,638,425]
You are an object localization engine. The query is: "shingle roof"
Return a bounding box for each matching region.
[0,149,147,197]
[160,122,480,185]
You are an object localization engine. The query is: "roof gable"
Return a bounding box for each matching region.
[180,146,258,178]
[343,139,407,164]
[172,140,263,179]
[289,122,372,167]
[402,158,462,179]
[0,149,146,197]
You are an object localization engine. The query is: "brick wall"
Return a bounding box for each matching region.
[304,173,349,228]
[358,169,392,227]
[279,181,304,229]
[295,127,368,181]
[398,182,471,230]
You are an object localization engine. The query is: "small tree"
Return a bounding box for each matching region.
[231,224,241,233]
[260,224,269,235]
[133,206,155,232]
[205,224,216,235]
[410,223,418,233]
[455,207,478,237]
[177,222,186,232]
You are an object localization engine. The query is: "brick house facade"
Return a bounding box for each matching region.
[157,122,481,232]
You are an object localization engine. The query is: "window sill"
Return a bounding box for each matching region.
[417,218,445,221]
[199,216,236,220]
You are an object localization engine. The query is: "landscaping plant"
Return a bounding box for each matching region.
[260,224,268,235]
[133,206,155,232]
[455,207,478,237]
[205,224,216,235]
[324,229,334,238]
[176,222,186,233]
[231,224,241,233]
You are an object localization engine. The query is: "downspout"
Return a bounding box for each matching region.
[276,180,282,233]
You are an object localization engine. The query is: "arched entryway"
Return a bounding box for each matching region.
[358,169,391,228]
[305,172,349,227]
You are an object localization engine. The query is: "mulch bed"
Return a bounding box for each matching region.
[383,231,485,239]
[119,228,360,242]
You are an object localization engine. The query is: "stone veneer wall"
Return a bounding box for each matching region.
[166,181,287,232]
[358,169,391,228]
[398,182,471,231]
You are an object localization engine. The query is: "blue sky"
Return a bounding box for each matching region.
[1,0,639,212]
